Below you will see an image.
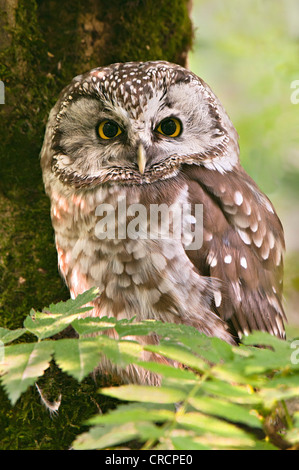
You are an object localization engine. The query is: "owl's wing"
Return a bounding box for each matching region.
[182,164,286,340]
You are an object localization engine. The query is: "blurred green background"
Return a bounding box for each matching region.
[189,0,299,333]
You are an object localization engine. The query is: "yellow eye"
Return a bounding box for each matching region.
[155,117,182,137]
[97,120,122,140]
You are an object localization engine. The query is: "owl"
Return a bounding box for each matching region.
[41,61,286,383]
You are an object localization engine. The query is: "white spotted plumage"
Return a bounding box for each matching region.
[41,61,286,384]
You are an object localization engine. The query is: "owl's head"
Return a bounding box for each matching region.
[41,61,239,189]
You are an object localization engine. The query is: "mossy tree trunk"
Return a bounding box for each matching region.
[0,0,193,449]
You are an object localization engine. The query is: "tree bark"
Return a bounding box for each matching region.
[0,0,193,449]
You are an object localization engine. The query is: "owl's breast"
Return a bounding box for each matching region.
[50,181,220,330]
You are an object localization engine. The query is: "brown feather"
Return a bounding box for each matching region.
[182,164,286,340]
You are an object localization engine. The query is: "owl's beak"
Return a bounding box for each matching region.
[137,143,146,174]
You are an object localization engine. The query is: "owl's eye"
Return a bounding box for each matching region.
[97,120,122,140]
[155,118,182,138]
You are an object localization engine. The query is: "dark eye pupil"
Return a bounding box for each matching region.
[160,119,177,135]
[103,121,119,138]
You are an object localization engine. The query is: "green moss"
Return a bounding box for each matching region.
[97,0,193,66]
[0,364,114,450]
[37,0,90,82]
[0,0,67,327]
[36,0,193,71]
